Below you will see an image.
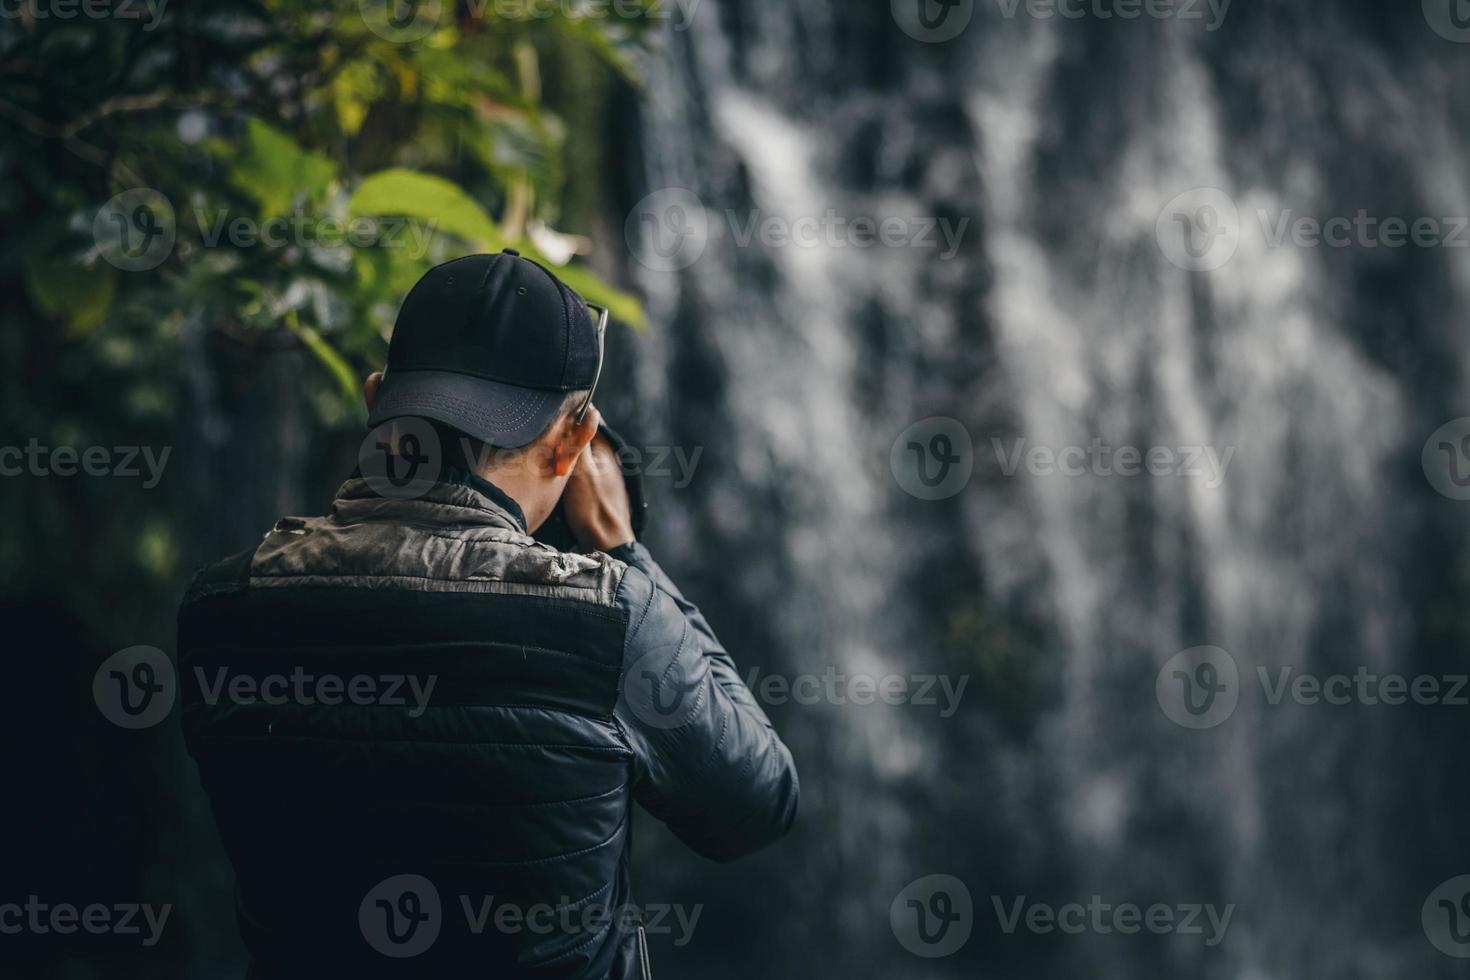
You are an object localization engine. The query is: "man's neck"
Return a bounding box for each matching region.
[473,462,558,534]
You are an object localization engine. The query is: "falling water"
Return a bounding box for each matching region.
[625,2,1470,977]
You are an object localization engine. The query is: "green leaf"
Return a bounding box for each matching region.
[331,58,384,137]
[348,168,503,249]
[549,262,645,330]
[284,312,361,408]
[230,118,338,219]
[24,247,117,335]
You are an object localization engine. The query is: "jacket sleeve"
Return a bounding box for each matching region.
[609,542,799,862]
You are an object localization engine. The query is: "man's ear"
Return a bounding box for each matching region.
[552,406,601,477]
[363,372,384,413]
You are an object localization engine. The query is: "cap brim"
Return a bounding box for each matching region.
[367,370,563,450]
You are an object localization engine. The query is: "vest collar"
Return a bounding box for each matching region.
[333,468,529,535]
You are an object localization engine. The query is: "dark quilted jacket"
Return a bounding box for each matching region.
[177,472,799,978]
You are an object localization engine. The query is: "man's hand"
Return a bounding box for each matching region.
[562,410,636,552]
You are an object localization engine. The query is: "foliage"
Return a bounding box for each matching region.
[0,0,648,598]
[8,0,644,375]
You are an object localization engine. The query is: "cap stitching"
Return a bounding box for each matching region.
[385,365,577,392]
[379,388,550,428]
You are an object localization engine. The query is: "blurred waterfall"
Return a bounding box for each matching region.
[625,2,1470,978]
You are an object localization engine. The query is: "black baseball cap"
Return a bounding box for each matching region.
[367,250,601,449]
